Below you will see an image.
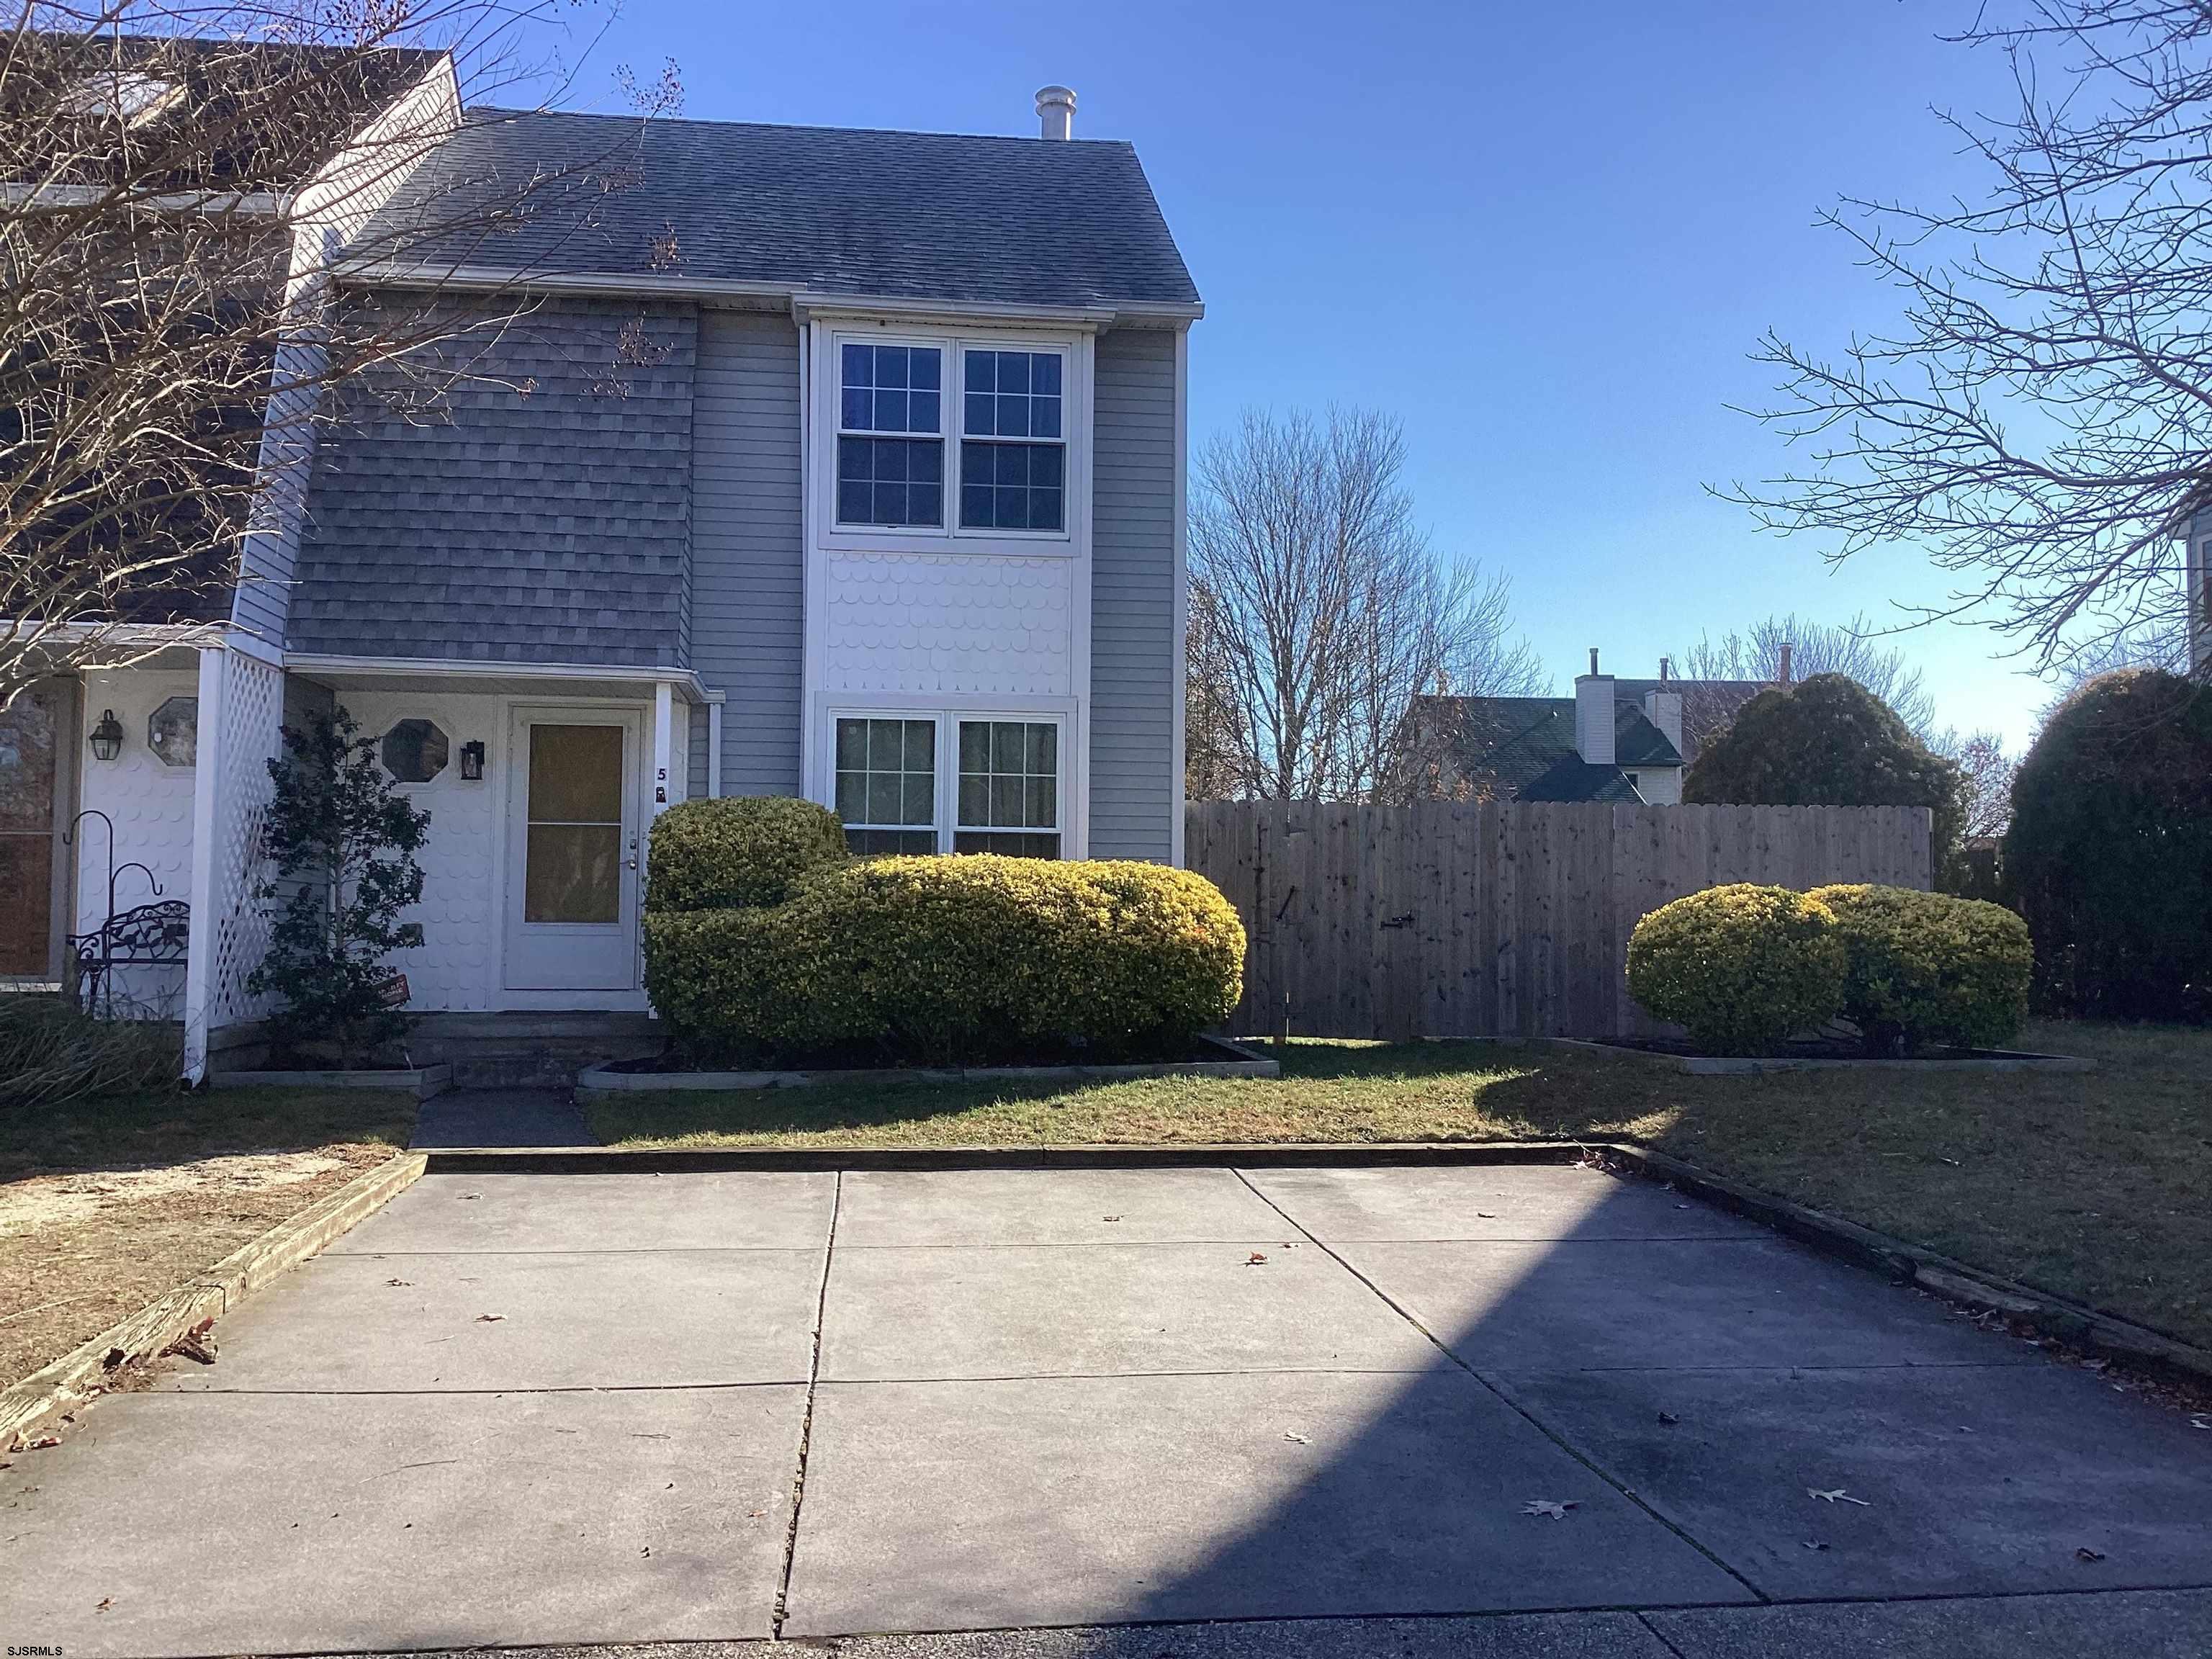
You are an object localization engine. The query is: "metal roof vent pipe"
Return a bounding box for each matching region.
[1036,85,1076,140]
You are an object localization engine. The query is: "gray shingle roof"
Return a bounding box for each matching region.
[361,108,1200,312]
[1406,693,1683,803]
[1518,755,1647,804]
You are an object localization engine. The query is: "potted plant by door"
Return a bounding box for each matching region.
[222,708,448,1097]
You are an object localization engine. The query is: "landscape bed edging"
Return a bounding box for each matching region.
[1549,1037,2098,1074]
[574,1036,1279,1097]
[207,1063,453,1100]
[1,1148,428,1452]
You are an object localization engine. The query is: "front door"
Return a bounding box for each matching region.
[503,709,642,993]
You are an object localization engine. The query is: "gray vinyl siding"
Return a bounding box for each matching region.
[1089,326,1179,861]
[691,310,804,795]
[289,297,697,666]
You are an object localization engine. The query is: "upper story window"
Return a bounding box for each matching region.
[961,350,1064,532]
[837,344,943,529]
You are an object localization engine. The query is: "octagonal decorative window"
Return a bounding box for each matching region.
[148,696,197,768]
[381,719,449,784]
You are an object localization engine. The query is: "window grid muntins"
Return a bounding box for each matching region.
[961,350,1065,532]
[958,721,1058,854]
[835,719,936,854]
[837,343,943,529]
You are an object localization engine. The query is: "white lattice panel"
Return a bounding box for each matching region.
[207,649,284,1027]
[824,551,1073,696]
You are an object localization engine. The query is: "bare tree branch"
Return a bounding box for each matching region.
[0,0,677,709]
[1186,405,1546,802]
[1725,0,2212,680]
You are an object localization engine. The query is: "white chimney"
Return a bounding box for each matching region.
[1574,647,1616,768]
[1035,85,1076,140]
[1643,687,1683,757]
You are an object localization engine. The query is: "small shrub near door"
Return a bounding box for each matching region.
[642,845,1246,1066]
[1625,884,1846,1055]
[644,796,849,912]
[1809,884,2032,1053]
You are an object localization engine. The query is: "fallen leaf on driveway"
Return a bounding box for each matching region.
[385,1278,413,1287]
[475,1314,504,1323]
[2190,1416,2210,1431]
[96,1598,111,1612]
[1801,1540,1829,1552]
[1283,1431,1310,1444]
[2077,1547,2106,1563]
[1476,1211,1498,1219]
[1657,1411,1680,1426]
[1521,1500,1578,1519]
[1101,1215,1123,1222]
[1807,1488,1871,1506]
[1245,1251,1268,1265]
[29,1436,60,1449]
[460,1193,481,1202]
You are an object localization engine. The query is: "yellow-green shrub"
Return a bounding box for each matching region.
[1626,884,1846,1054]
[644,796,848,913]
[1808,884,2032,1052]
[643,854,1246,1064]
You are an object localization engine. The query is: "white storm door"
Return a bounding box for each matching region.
[503,709,642,992]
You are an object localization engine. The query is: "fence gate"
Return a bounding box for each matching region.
[1184,801,1933,1041]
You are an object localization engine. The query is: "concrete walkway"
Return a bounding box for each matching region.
[5,1164,2209,1656]
[409,1087,597,1148]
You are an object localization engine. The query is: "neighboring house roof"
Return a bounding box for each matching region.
[1613,675,1766,765]
[1518,754,1647,804]
[1409,695,1683,803]
[358,108,1201,313]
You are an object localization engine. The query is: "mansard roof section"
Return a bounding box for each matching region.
[350,107,1202,315]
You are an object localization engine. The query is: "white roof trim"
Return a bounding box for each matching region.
[333,258,1204,326]
[284,652,714,703]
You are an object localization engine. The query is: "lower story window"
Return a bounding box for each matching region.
[835,717,936,855]
[954,719,1059,858]
[830,714,1063,858]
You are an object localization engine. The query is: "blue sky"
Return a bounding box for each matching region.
[552,0,2049,745]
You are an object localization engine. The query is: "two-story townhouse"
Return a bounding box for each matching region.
[6,73,1201,1078]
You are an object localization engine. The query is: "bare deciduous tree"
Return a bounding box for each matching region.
[1186,405,1545,802]
[1932,727,2020,839]
[1727,0,2212,681]
[1677,612,1937,745]
[1,1,672,711]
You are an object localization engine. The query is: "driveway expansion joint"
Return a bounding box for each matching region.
[775,1168,843,1640]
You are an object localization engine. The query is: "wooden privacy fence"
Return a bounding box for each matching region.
[1184,801,1934,1041]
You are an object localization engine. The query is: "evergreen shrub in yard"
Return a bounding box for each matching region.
[644,796,849,912]
[1809,884,2032,1053]
[1626,884,1846,1055]
[643,827,1246,1064]
[2004,670,2212,1021]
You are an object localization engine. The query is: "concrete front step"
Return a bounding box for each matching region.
[402,1012,663,1088]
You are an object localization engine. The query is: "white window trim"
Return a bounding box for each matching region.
[814,323,1087,555]
[823,702,1082,857]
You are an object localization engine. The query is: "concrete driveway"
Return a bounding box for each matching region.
[5,1161,2211,1657]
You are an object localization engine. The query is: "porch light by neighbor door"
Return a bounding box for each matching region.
[89,709,124,762]
[459,739,485,781]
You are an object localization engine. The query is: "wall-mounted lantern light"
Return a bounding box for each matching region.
[459,739,486,781]
[89,709,125,763]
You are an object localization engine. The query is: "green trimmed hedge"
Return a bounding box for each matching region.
[1809,884,2031,1053]
[1625,884,1846,1055]
[642,851,1246,1065]
[644,796,848,914]
[1627,880,2036,1055]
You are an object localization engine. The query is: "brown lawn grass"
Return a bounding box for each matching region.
[1,1089,415,1388]
[585,1020,2212,1349]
